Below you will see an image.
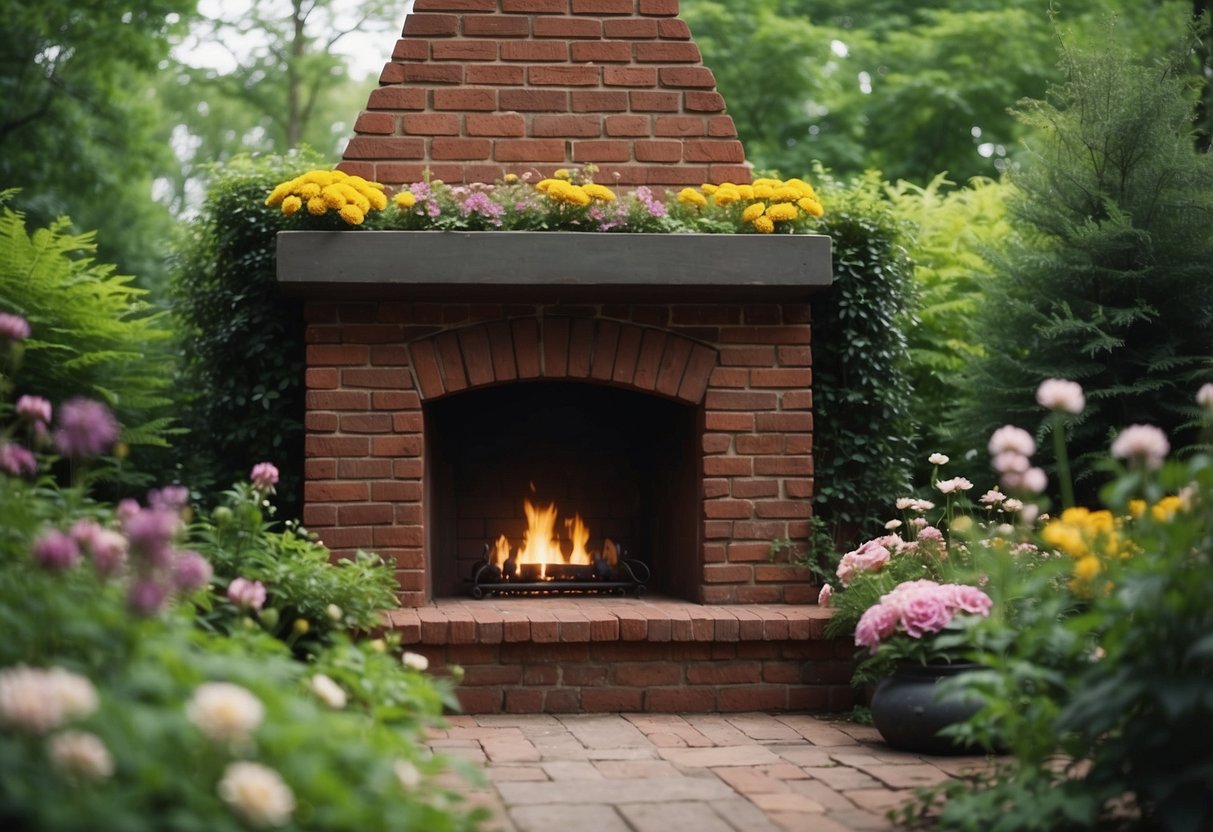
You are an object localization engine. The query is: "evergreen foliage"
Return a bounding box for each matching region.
[170,153,319,513]
[951,29,1213,499]
[0,192,176,478]
[810,172,916,548]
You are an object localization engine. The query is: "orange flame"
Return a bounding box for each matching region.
[493,497,592,578]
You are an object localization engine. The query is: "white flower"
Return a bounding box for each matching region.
[218,761,295,827]
[979,489,1006,505]
[48,731,114,781]
[988,425,1036,457]
[186,682,264,743]
[0,666,98,734]
[935,477,973,494]
[1021,467,1048,494]
[309,674,347,709]
[401,652,429,672]
[992,451,1030,474]
[894,497,915,510]
[884,519,902,530]
[1110,424,1170,470]
[1036,378,1085,414]
[325,603,343,622]
[1003,498,1025,513]
[394,759,422,789]
[1197,383,1213,409]
[928,453,950,466]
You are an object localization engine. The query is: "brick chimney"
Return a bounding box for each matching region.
[338,0,750,190]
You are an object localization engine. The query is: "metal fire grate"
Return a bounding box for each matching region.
[470,543,649,599]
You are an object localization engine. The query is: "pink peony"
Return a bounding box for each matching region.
[0,312,31,342]
[1035,379,1085,414]
[988,425,1036,457]
[127,579,170,616]
[0,442,37,477]
[1111,424,1170,470]
[854,603,900,651]
[228,577,267,611]
[122,507,182,568]
[898,591,953,638]
[33,530,81,571]
[172,551,213,592]
[53,399,119,459]
[16,395,52,426]
[1020,467,1048,494]
[947,585,994,616]
[935,477,973,494]
[88,529,128,577]
[250,462,279,493]
[836,538,892,586]
[817,583,833,607]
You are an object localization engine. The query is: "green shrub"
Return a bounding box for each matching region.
[0,192,176,484]
[169,153,322,512]
[808,171,917,554]
[951,28,1213,502]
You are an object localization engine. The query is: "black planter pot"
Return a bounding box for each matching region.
[870,662,987,755]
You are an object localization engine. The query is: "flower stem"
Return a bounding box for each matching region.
[1052,412,1075,509]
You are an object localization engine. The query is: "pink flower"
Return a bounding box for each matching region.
[898,591,953,638]
[0,442,36,477]
[991,451,1029,473]
[917,526,944,542]
[1111,424,1170,470]
[854,603,899,651]
[947,585,993,616]
[53,398,119,459]
[122,507,182,568]
[0,312,31,342]
[88,530,128,577]
[228,577,267,611]
[988,425,1036,457]
[70,519,103,548]
[115,499,140,524]
[148,486,190,511]
[836,538,891,586]
[250,462,279,493]
[172,551,213,592]
[817,583,833,607]
[127,579,170,616]
[33,530,81,571]
[1035,379,1085,414]
[1197,384,1213,409]
[935,477,973,494]
[16,395,52,426]
[1020,467,1048,494]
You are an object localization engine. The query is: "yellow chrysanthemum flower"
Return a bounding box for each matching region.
[1074,555,1102,582]
[1041,521,1088,557]
[281,195,302,215]
[265,183,292,207]
[797,196,824,217]
[338,204,365,225]
[544,180,591,206]
[535,178,557,193]
[772,186,802,203]
[736,185,755,201]
[784,178,817,197]
[554,168,571,181]
[701,183,719,195]
[1128,499,1147,519]
[752,184,775,200]
[765,203,799,222]
[320,186,347,210]
[677,187,707,207]
[753,215,775,234]
[367,189,388,211]
[503,173,519,184]
[298,183,321,200]
[752,177,782,188]
[306,197,328,216]
[395,191,417,209]
[582,183,616,203]
[713,188,741,206]
[741,203,766,224]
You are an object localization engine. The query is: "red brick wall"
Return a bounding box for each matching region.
[302,299,815,606]
[339,0,750,189]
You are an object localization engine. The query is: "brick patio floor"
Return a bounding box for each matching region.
[427,712,999,831]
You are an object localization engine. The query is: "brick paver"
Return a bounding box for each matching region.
[426,712,1001,831]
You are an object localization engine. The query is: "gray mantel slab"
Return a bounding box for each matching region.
[276,231,832,298]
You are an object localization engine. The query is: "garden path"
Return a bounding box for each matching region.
[427,712,997,832]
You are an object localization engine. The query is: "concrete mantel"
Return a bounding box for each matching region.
[276,231,833,300]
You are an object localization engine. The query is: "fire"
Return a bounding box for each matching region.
[493,497,591,578]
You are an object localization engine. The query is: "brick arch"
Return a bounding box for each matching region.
[407,317,717,404]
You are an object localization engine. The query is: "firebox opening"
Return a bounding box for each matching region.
[426,381,700,600]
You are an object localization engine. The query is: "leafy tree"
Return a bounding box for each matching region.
[156,0,398,214]
[0,1,194,289]
[169,153,319,511]
[952,27,1213,499]
[0,193,177,480]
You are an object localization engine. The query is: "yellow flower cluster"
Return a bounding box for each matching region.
[535,178,616,207]
[265,170,388,226]
[1042,506,1138,586]
[1127,495,1185,522]
[686,177,825,233]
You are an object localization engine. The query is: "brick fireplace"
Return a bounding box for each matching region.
[279,0,851,713]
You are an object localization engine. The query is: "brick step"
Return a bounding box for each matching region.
[383,598,855,715]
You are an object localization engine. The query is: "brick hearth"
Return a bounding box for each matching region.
[387,598,852,714]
